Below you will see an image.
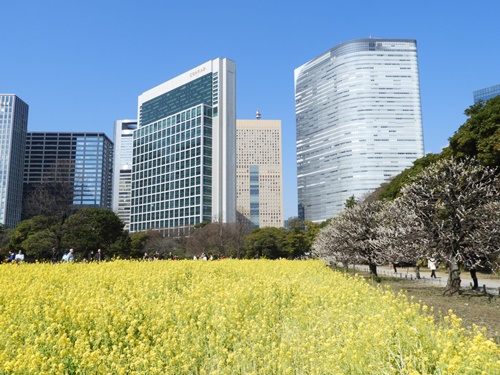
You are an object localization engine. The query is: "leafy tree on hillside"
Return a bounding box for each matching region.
[375,153,443,201]
[443,96,500,167]
[397,158,500,296]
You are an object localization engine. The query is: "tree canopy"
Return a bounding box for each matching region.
[443,96,500,167]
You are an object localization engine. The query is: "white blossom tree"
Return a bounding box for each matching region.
[371,199,429,272]
[398,158,499,295]
[313,201,386,275]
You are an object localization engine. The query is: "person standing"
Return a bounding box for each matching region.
[465,247,480,290]
[7,250,16,263]
[428,257,438,278]
[14,250,24,263]
[94,249,103,262]
[64,248,75,262]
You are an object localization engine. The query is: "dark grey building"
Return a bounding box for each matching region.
[23,132,113,218]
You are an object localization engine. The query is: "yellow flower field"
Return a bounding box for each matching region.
[0,260,498,374]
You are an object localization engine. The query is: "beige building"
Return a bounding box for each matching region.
[236,118,283,228]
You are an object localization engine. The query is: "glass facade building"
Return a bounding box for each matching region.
[473,84,500,103]
[295,38,424,222]
[23,132,113,215]
[130,58,236,234]
[0,95,29,228]
[236,119,283,228]
[112,120,138,231]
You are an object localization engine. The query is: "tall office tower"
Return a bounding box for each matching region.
[236,117,283,228]
[23,132,114,217]
[130,58,236,234]
[112,120,138,230]
[0,95,29,228]
[473,83,500,103]
[295,38,424,222]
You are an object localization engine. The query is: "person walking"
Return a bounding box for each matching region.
[428,257,438,278]
[465,247,480,290]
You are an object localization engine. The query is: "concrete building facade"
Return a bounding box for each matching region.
[236,118,283,228]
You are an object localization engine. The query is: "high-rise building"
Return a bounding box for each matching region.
[473,84,500,103]
[130,58,236,234]
[112,120,138,231]
[295,38,424,222]
[236,117,283,228]
[23,132,114,216]
[0,95,29,228]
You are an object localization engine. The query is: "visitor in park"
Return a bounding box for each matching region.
[392,260,398,273]
[465,247,481,290]
[415,256,426,279]
[428,257,438,278]
[7,250,16,263]
[14,250,24,263]
[66,249,75,263]
[51,247,60,263]
[94,249,103,262]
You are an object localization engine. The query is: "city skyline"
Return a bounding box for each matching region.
[2,1,500,220]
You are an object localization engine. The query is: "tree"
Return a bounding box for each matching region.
[283,218,321,259]
[141,230,186,259]
[397,158,500,295]
[244,227,287,259]
[22,160,78,252]
[62,208,126,259]
[0,224,12,257]
[313,201,385,275]
[313,215,358,271]
[371,199,428,268]
[344,195,358,209]
[443,96,500,167]
[372,153,443,201]
[7,216,58,261]
[129,232,149,259]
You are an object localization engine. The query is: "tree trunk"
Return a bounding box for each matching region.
[415,266,420,279]
[342,261,349,272]
[368,263,378,277]
[443,259,461,296]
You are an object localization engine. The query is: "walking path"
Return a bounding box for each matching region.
[352,264,500,295]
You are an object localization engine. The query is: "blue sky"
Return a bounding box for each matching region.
[2,0,499,220]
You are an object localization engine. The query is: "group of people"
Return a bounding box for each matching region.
[6,250,25,263]
[51,248,103,263]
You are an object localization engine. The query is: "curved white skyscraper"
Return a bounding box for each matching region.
[295,38,424,222]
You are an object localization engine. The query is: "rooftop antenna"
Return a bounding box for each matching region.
[256,109,261,120]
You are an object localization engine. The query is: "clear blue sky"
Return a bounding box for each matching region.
[2,0,499,220]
